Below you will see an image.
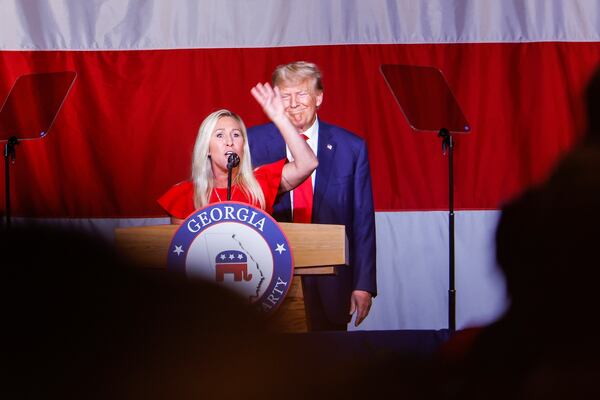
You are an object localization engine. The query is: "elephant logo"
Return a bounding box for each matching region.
[215,250,252,282]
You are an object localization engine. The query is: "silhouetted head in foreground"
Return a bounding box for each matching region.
[1,224,284,399]
[439,63,600,399]
[3,224,387,400]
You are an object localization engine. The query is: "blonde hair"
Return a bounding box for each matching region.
[191,109,265,210]
[271,61,323,92]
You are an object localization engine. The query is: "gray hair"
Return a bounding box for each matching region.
[271,61,323,92]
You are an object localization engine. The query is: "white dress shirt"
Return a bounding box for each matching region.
[286,117,319,212]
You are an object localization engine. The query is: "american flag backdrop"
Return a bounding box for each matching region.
[1,0,599,330]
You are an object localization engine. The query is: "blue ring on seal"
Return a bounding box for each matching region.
[167,201,294,314]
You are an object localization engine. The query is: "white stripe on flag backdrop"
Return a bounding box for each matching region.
[1,0,599,330]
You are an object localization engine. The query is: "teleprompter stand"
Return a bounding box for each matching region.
[0,71,77,228]
[381,64,470,332]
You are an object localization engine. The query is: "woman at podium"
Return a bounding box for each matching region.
[158,83,318,223]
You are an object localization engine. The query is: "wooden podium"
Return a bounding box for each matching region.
[114,222,347,332]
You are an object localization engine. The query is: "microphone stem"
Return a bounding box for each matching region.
[226,153,239,201]
[227,166,233,201]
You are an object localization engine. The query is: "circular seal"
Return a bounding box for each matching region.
[167,201,294,315]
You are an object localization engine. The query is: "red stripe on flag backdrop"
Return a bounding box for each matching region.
[0,42,598,218]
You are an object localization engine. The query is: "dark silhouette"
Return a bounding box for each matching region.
[1,224,284,399]
[431,64,600,399]
[2,224,387,399]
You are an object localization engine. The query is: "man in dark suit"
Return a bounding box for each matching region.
[248,61,377,331]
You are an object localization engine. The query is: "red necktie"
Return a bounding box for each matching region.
[293,134,313,223]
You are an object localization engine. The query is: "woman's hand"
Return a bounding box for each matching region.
[251,82,286,123]
[250,82,318,194]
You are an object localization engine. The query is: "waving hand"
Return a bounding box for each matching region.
[251,83,286,123]
[250,82,318,193]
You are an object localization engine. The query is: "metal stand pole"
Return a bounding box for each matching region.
[4,136,18,229]
[438,128,456,332]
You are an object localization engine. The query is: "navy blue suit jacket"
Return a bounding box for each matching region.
[248,120,377,323]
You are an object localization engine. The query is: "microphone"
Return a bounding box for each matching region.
[226,152,240,201]
[227,152,240,169]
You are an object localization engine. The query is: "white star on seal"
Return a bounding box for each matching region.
[275,243,286,254]
[327,144,333,150]
[173,245,184,256]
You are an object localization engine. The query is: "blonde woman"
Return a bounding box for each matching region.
[158,83,318,224]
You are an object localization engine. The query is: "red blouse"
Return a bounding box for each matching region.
[157,159,286,220]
